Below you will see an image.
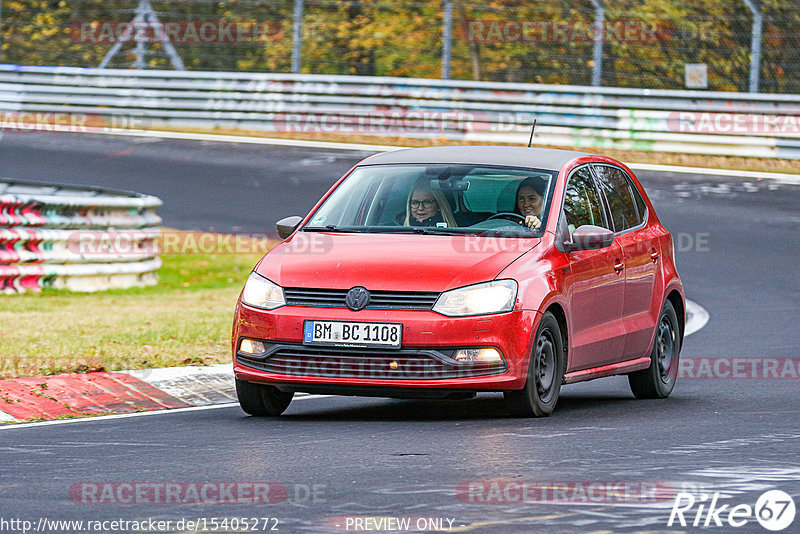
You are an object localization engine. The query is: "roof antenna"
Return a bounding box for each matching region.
[527,118,537,148]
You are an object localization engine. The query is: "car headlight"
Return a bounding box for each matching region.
[433,280,518,316]
[241,272,285,310]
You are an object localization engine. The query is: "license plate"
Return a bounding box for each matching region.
[303,320,402,348]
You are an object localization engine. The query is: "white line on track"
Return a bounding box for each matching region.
[685,299,710,337]
[91,128,800,184]
[0,395,331,431]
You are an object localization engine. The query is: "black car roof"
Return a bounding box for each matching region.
[360,146,594,171]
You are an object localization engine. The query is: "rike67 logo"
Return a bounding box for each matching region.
[668,490,795,531]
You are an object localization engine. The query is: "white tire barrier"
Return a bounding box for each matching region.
[0,179,162,293]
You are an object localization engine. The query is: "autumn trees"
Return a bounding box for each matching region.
[1,0,797,92]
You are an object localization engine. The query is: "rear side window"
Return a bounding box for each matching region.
[592,165,642,232]
[563,167,608,231]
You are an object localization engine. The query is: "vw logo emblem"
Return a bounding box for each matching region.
[345,286,370,311]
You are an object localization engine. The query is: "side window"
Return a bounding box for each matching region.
[592,165,641,232]
[563,167,608,232]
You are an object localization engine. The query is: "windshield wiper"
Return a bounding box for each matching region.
[357,226,477,236]
[410,227,479,236]
[302,225,535,237]
[338,227,425,234]
[301,224,365,233]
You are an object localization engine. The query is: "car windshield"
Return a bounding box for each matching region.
[303,164,557,237]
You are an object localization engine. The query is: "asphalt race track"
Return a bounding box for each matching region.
[1,132,799,533]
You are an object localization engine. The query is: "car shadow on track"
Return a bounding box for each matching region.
[268,391,694,422]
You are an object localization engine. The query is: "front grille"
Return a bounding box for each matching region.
[283,288,439,311]
[237,344,505,380]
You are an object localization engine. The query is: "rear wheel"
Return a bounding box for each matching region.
[236,378,294,416]
[628,301,681,399]
[504,312,564,417]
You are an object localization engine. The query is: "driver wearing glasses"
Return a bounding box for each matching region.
[400,181,457,227]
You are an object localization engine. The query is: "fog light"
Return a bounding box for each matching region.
[239,338,266,354]
[453,348,504,363]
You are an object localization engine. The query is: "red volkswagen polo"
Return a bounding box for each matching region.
[232,146,684,417]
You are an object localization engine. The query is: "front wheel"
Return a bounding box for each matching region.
[504,311,565,417]
[236,378,294,416]
[628,300,681,399]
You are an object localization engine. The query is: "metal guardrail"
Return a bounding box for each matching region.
[1,64,799,158]
[0,179,162,293]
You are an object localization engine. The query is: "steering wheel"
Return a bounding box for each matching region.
[487,212,526,223]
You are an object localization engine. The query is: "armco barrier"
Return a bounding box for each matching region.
[0,179,162,293]
[1,64,799,158]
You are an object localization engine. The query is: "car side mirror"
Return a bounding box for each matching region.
[564,225,614,252]
[276,216,303,239]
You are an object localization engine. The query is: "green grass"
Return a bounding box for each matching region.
[0,250,267,378]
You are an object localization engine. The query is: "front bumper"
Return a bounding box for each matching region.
[233,303,540,391]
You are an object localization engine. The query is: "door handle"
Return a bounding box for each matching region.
[614,261,624,273]
[650,251,660,263]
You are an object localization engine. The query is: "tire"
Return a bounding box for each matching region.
[236,378,294,416]
[628,300,681,399]
[504,311,565,417]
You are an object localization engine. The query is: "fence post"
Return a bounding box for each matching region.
[442,0,453,79]
[742,0,762,93]
[588,0,604,86]
[99,0,184,70]
[133,1,146,69]
[292,0,304,74]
